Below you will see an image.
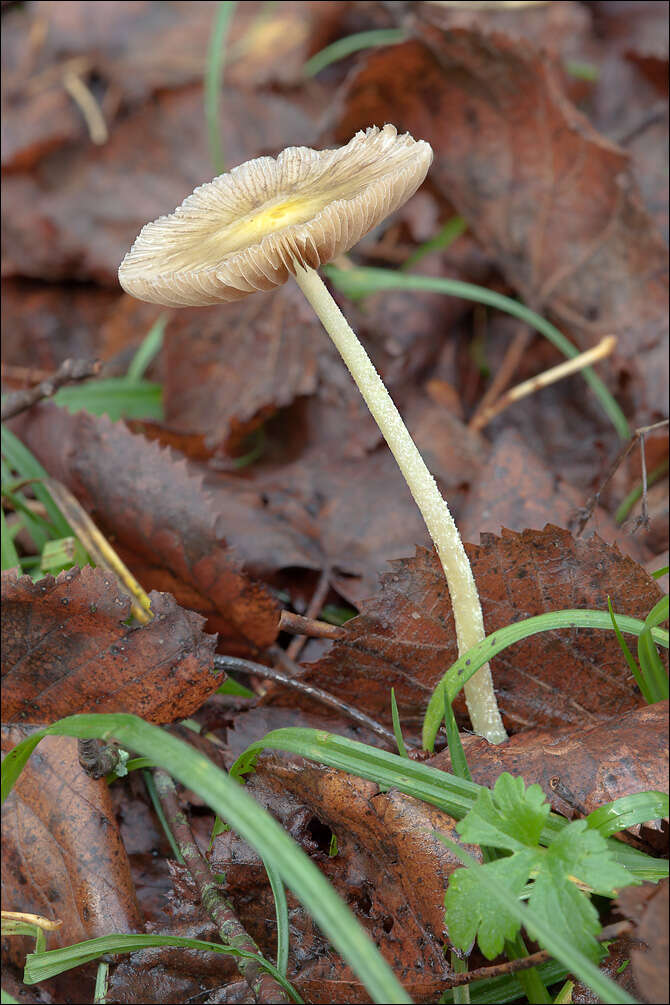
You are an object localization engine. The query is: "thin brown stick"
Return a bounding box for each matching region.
[153,769,290,1004]
[213,653,401,749]
[447,921,634,987]
[574,419,669,536]
[286,566,333,662]
[280,610,344,642]
[469,325,531,432]
[1,358,101,421]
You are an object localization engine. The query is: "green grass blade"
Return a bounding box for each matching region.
[3,716,412,1005]
[422,609,669,752]
[615,458,669,523]
[1,426,71,537]
[303,29,407,77]
[442,690,472,783]
[440,958,571,1003]
[637,627,669,703]
[205,1,237,175]
[53,380,163,421]
[651,565,669,580]
[264,858,290,976]
[437,836,637,1005]
[24,933,299,1000]
[1,506,20,570]
[390,688,410,759]
[402,217,467,271]
[586,791,669,838]
[324,266,630,440]
[230,727,667,883]
[607,598,651,703]
[126,316,168,381]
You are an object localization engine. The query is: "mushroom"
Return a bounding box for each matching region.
[118,124,507,745]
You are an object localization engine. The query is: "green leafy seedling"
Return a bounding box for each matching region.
[444,773,637,962]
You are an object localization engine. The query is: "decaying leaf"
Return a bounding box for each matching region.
[12,405,282,650]
[1,565,219,725]
[211,753,475,1003]
[162,282,320,456]
[431,702,668,828]
[1,730,142,964]
[335,28,668,418]
[296,526,664,736]
[616,879,669,1004]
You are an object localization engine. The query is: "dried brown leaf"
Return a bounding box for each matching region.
[211,754,473,1003]
[1,565,219,724]
[431,702,669,823]
[13,406,283,650]
[297,526,664,736]
[1,730,142,964]
[335,29,669,418]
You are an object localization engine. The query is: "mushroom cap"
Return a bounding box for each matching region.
[118,125,433,307]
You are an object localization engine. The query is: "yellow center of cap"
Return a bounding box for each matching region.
[215,195,328,255]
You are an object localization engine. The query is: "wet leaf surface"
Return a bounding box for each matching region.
[1,730,142,962]
[297,526,664,737]
[210,753,476,1004]
[431,702,668,825]
[1,565,219,724]
[616,878,669,1004]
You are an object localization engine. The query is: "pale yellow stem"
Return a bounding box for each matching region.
[293,264,507,744]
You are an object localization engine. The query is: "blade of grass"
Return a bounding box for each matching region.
[1,426,71,537]
[205,1,237,175]
[402,216,467,271]
[303,28,407,77]
[324,265,630,440]
[637,627,669,703]
[440,958,570,1003]
[24,933,299,1001]
[615,458,669,523]
[53,379,163,421]
[607,597,652,703]
[0,506,20,570]
[442,690,472,783]
[2,716,412,1004]
[264,858,289,976]
[422,608,669,751]
[390,688,410,759]
[229,728,667,883]
[586,791,669,837]
[126,316,168,381]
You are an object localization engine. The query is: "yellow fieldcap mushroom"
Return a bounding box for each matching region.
[119,124,507,745]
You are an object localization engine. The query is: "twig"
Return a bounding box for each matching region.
[472,335,616,431]
[469,325,531,432]
[213,653,401,749]
[152,769,290,1004]
[279,610,344,641]
[447,921,634,987]
[285,570,333,663]
[1,358,101,421]
[574,419,669,536]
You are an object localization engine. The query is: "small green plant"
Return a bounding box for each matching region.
[443,773,635,962]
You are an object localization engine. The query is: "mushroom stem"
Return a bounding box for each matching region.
[293,264,508,745]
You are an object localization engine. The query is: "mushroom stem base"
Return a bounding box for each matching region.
[292,264,507,745]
